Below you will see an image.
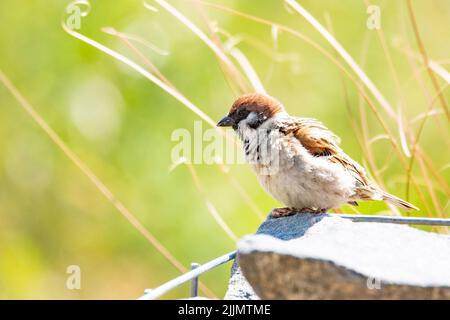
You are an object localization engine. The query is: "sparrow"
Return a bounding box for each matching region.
[217,93,418,218]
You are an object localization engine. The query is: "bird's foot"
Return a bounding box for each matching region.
[271,207,298,218]
[271,207,328,218]
[299,207,328,214]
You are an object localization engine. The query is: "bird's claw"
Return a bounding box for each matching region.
[271,207,328,218]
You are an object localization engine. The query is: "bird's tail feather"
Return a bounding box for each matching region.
[381,192,419,211]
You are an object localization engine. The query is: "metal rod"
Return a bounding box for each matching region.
[190,263,200,297]
[138,251,236,300]
[336,214,450,226]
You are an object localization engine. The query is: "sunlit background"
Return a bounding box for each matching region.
[0,0,449,299]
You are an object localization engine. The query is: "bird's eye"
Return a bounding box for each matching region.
[238,108,249,118]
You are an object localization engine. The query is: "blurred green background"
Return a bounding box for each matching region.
[0,0,448,299]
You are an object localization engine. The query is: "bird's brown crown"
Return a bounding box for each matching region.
[228,93,284,118]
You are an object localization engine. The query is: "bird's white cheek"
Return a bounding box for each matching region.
[237,122,254,140]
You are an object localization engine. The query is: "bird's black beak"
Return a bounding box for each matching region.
[217,116,235,127]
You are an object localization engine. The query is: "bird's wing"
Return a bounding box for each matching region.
[278,117,418,210]
[279,117,371,188]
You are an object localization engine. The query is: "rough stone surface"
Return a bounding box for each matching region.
[224,260,259,300]
[225,212,450,299]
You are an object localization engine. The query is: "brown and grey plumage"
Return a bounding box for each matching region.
[217,93,418,217]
